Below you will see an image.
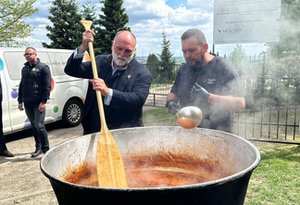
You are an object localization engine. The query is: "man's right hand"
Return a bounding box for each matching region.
[18,104,24,111]
[166,101,180,115]
[78,30,95,53]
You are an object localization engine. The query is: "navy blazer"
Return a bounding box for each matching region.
[64,53,152,134]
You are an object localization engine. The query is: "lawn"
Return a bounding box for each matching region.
[143,107,300,205]
[245,144,300,205]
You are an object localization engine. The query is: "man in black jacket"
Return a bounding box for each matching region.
[65,30,152,134]
[18,47,51,158]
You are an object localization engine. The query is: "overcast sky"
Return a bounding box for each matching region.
[24,0,265,57]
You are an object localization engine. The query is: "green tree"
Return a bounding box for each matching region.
[0,0,37,45]
[159,31,175,83]
[229,44,247,76]
[269,0,300,57]
[95,0,129,54]
[265,0,300,105]
[146,53,161,83]
[81,1,97,21]
[42,0,82,49]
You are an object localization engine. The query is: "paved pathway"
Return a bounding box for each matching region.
[0,123,83,205]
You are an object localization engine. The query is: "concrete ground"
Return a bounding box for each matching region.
[0,123,83,205]
[0,106,159,205]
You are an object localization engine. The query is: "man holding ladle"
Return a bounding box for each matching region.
[166,28,245,132]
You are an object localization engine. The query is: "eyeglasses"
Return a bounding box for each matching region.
[24,53,35,57]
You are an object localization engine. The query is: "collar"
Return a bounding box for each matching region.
[25,58,40,68]
[111,59,128,75]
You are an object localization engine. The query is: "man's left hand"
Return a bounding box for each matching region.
[190,83,210,102]
[90,78,109,96]
[39,103,46,112]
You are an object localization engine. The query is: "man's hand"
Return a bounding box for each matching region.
[190,83,210,102]
[18,104,24,111]
[39,103,46,112]
[78,30,95,53]
[166,101,180,115]
[90,78,109,96]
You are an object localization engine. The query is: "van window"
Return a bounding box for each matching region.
[37,52,51,67]
[47,52,72,76]
[3,51,24,80]
[4,51,51,80]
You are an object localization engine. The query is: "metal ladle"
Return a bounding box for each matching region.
[176,106,203,129]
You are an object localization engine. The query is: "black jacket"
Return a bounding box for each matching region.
[18,58,51,104]
[64,53,152,133]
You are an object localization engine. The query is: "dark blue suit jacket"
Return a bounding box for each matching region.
[64,53,152,134]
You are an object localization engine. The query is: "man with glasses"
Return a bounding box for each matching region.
[166,29,245,133]
[65,30,152,134]
[18,47,51,158]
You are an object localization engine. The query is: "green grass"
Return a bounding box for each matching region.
[143,108,300,205]
[143,107,176,126]
[245,145,300,205]
[150,83,173,89]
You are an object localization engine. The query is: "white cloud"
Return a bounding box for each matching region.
[22,0,216,56]
[31,17,51,25]
[125,0,171,16]
[22,0,265,57]
[187,0,214,8]
[124,0,214,56]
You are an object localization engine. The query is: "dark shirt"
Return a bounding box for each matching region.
[171,56,243,132]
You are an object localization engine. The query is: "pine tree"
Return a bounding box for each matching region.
[95,0,129,54]
[42,0,82,49]
[81,2,97,21]
[159,31,176,83]
[146,53,161,83]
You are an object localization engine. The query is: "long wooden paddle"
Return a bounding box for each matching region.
[80,20,128,188]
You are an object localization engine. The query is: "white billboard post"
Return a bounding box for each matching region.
[213,0,281,52]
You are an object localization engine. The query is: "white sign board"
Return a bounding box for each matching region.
[213,0,281,44]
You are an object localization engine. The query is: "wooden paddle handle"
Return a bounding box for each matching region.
[80,20,128,189]
[80,20,107,129]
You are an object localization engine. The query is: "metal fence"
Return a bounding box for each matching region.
[144,59,300,144]
[233,105,300,144]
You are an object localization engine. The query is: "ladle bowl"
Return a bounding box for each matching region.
[176,106,203,129]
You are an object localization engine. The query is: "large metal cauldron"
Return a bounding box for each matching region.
[41,126,260,205]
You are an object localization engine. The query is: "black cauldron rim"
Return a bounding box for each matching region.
[40,126,261,191]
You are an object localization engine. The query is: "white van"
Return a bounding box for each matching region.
[0,47,88,135]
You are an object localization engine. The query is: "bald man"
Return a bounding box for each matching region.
[65,30,152,134]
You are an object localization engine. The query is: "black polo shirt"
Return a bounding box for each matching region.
[171,56,243,132]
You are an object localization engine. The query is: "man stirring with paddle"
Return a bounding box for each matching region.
[65,30,152,134]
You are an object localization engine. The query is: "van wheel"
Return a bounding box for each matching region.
[62,99,83,127]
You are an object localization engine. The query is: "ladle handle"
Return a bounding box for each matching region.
[80,20,107,129]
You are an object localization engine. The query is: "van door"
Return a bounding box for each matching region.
[0,56,13,134]
[2,50,30,132]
